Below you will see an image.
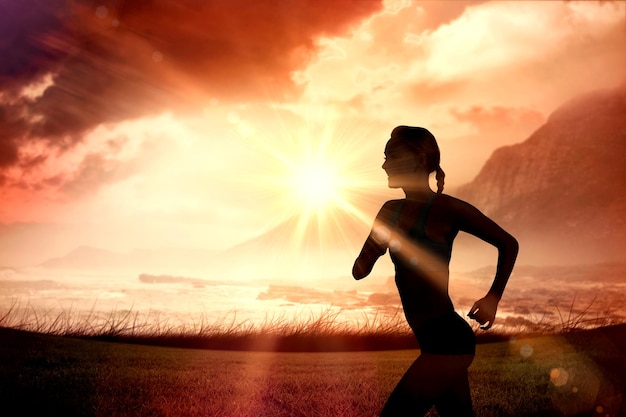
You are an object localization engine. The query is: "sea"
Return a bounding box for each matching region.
[2,263,624,335]
[0,267,390,335]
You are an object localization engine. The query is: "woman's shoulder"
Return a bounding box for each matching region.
[435,193,482,214]
[376,199,405,218]
[381,198,405,208]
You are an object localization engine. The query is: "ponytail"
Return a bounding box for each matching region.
[435,166,445,194]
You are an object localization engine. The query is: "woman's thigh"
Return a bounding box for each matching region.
[401,354,473,397]
[434,367,474,417]
[379,354,474,417]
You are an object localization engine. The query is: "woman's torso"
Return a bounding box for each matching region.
[384,194,457,329]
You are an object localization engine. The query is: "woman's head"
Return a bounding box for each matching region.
[383,126,445,193]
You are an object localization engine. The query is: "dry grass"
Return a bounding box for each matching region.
[0,300,418,351]
[1,295,624,352]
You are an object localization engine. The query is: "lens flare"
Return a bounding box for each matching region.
[550,368,569,387]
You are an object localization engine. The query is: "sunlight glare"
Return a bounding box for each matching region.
[226,106,388,259]
[291,160,340,210]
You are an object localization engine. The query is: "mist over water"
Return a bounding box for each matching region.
[2,262,624,335]
[0,268,379,332]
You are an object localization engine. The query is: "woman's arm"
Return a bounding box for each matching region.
[454,199,519,329]
[352,203,394,280]
[352,235,386,279]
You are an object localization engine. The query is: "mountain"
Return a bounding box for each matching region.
[40,246,126,270]
[455,83,626,265]
[37,209,374,282]
[215,209,373,281]
[0,222,81,267]
[40,245,218,275]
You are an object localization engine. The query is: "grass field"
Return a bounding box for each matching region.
[1,324,625,417]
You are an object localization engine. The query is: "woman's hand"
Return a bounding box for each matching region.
[468,294,500,330]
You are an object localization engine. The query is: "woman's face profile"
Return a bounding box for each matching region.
[382,140,421,189]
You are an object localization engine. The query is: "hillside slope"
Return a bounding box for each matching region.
[456,83,626,264]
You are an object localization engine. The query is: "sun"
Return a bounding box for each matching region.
[290,159,341,212]
[227,107,388,250]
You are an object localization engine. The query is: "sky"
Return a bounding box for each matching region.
[1,0,625,267]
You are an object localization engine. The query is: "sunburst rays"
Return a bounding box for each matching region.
[227,103,392,260]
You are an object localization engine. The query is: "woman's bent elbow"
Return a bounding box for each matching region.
[352,268,365,280]
[507,235,520,257]
[352,262,368,280]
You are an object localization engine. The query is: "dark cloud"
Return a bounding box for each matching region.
[0,1,74,94]
[0,0,383,173]
[0,103,30,167]
[0,138,18,168]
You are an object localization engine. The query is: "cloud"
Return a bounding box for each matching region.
[0,1,71,95]
[412,1,626,91]
[0,138,18,169]
[3,0,624,233]
[346,1,625,114]
[58,152,135,197]
[0,0,383,173]
[450,105,545,134]
[412,0,488,30]
[0,103,29,168]
[299,1,488,106]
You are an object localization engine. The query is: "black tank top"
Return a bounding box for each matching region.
[387,195,454,330]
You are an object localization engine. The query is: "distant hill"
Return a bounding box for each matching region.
[0,222,78,267]
[456,83,626,265]
[40,245,218,275]
[40,246,126,270]
[212,209,372,281]
[37,210,371,281]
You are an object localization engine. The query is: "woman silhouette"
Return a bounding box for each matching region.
[353,126,518,416]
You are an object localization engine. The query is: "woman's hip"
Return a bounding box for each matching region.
[412,311,476,355]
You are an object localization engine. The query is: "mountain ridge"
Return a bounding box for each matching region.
[456,83,626,264]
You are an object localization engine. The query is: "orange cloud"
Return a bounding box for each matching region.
[0,0,383,172]
[450,105,545,134]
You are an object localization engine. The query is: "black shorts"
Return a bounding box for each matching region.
[414,312,476,355]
